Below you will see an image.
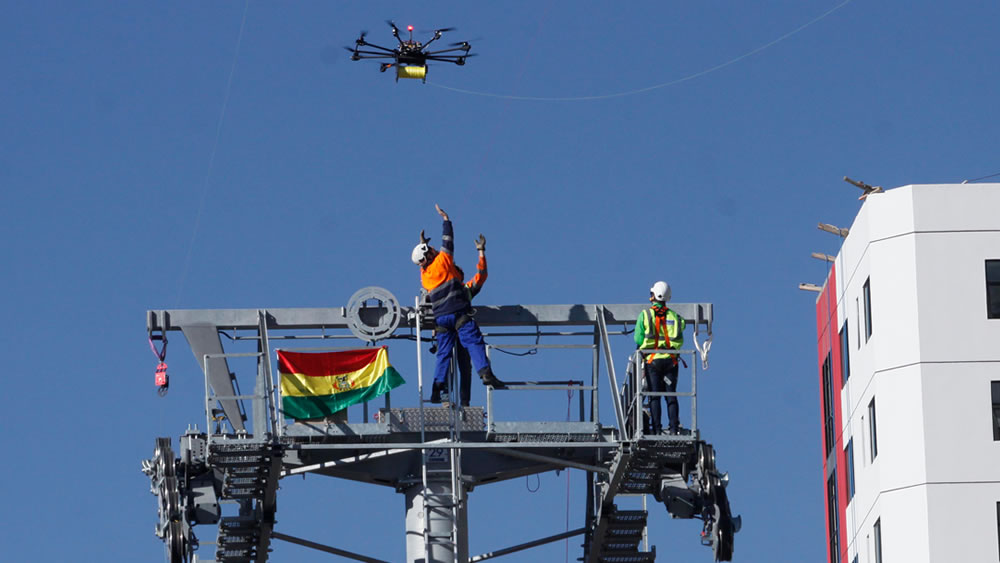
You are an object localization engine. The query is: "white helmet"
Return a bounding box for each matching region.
[650,281,671,302]
[411,243,432,265]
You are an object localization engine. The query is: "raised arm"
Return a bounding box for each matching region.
[435,204,454,255]
[467,234,488,298]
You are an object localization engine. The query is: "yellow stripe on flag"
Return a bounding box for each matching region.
[280,347,392,398]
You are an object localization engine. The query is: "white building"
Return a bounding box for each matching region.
[814,183,1000,563]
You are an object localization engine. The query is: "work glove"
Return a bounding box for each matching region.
[474,234,486,251]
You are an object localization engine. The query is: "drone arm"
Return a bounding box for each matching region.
[353,49,396,56]
[426,56,466,65]
[424,47,470,56]
[358,42,396,54]
[422,34,443,50]
[353,54,397,60]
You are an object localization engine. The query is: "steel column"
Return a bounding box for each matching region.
[404,483,468,563]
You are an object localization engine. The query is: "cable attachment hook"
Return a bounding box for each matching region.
[693,325,712,371]
[149,328,169,397]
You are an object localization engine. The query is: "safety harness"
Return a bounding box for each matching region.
[645,305,676,365]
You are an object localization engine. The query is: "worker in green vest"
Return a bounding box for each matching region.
[634,281,686,435]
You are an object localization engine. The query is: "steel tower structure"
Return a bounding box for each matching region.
[142,288,740,562]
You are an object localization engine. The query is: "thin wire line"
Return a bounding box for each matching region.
[173,0,250,306]
[962,171,1000,183]
[428,0,854,102]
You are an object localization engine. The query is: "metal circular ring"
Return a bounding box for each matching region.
[345,286,402,342]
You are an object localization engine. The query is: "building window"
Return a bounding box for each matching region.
[856,298,861,349]
[873,518,882,563]
[822,353,835,456]
[860,415,867,468]
[845,438,855,500]
[992,382,1000,441]
[863,277,873,341]
[988,260,1000,319]
[828,472,841,563]
[868,397,878,461]
[840,322,850,383]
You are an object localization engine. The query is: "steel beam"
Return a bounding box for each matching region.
[493,447,610,475]
[181,324,245,432]
[470,528,586,562]
[271,531,390,563]
[148,303,712,331]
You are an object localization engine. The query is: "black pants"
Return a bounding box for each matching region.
[455,342,472,406]
[645,358,679,433]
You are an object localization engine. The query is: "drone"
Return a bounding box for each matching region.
[346,21,475,83]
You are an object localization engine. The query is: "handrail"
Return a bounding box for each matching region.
[258,310,280,440]
[483,340,591,429]
[203,351,265,449]
[596,306,627,435]
[189,300,713,444]
[628,348,700,438]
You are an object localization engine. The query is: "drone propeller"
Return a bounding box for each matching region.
[449,41,472,50]
[435,27,456,33]
[343,46,361,61]
[356,30,368,43]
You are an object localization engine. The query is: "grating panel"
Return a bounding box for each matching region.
[380,406,485,432]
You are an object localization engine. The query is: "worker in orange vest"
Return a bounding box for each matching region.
[450,233,488,406]
[412,204,504,405]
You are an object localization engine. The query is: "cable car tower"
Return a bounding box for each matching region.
[142,287,740,562]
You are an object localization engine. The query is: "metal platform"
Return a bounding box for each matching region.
[142,296,738,563]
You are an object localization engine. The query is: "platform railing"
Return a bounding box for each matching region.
[203,351,267,449]
[596,305,627,435]
[483,342,594,430]
[623,348,700,441]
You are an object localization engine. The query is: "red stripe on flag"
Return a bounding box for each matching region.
[277,347,384,377]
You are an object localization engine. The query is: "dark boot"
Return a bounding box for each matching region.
[429,381,444,403]
[478,366,506,389]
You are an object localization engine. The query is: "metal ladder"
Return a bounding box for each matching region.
[587,443,656,563]
[419,403,463,563]
[210,440,280,563]
[415,298,464,563]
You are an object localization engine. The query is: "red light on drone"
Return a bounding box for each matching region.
[407,25,414,31]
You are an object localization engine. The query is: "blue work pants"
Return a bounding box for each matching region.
[434,313,490,386]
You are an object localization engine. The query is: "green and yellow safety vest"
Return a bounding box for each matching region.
[635,306,686,362]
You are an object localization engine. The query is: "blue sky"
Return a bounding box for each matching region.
[2,1,998,561]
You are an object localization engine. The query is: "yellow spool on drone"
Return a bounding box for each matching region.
[396,65,427,80]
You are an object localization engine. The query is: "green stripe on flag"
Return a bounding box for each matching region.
[281,367,404,420]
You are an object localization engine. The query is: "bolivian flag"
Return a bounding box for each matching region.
[278,347,404,420]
